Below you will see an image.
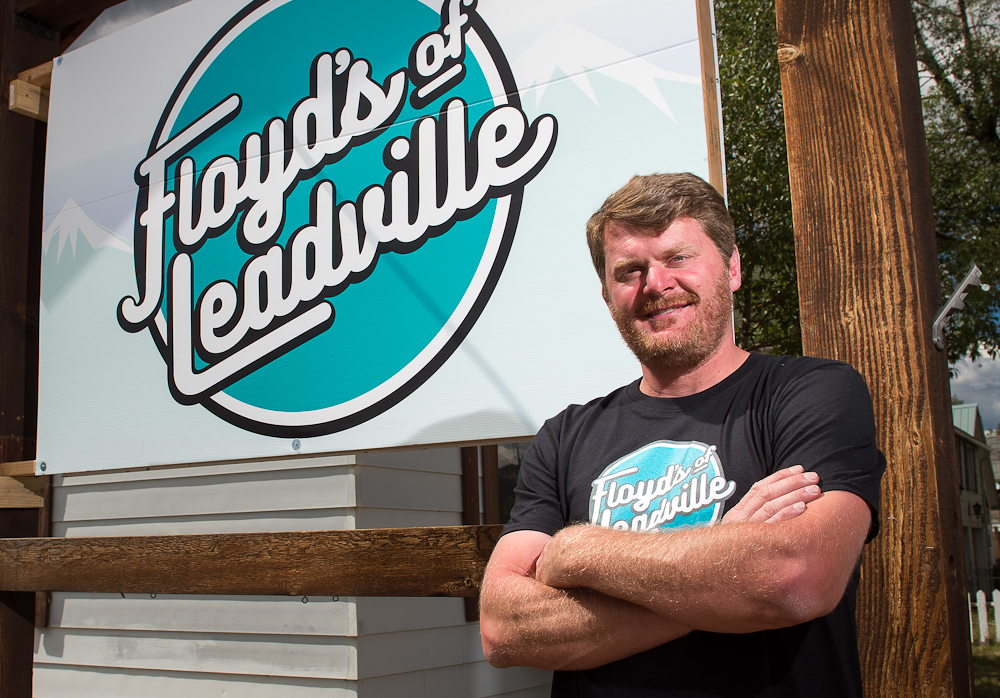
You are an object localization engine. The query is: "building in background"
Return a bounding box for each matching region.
[953,403,999,591]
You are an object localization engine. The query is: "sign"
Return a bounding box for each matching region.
[39,0,723,473]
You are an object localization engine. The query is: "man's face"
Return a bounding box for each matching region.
[602,217,741,371]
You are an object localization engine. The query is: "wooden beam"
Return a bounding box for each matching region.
[775,0,970,696]
[0,463,33,478]
[0,525,503,597]
[15,60,47,87]
[15,0,126,31]
[0,478,41,509]
[7,78,46,121]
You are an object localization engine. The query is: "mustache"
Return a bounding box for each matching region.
[638,293,699,316]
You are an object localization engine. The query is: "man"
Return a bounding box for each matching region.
[479,173,884,697]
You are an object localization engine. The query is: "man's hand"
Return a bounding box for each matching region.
[481,465,858,669]
[536,466,823,589]
[479,530,692,670]
[535,489,870,633]
[722,465,821,524]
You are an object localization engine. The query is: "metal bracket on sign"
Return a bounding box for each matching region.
[932,261,990,350]
[14,14,57,43]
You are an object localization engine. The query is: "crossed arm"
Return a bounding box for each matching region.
[479,466,872,671]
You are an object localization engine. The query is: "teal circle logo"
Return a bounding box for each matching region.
[119,0,557,436]
[590,440,736,531]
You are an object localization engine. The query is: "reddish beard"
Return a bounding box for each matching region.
[609,272,733,370]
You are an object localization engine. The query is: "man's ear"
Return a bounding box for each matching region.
[729,246,742,293]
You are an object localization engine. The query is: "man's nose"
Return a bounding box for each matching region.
[643,264,675,297]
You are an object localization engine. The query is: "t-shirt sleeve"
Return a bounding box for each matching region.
[502,415,567,538]
[771,361,886,539]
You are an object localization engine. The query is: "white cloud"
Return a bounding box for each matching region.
[951,352,1000,431]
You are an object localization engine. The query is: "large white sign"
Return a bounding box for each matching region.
[38,0,723,474]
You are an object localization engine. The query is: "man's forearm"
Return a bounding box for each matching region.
[535,492,870,633]
[480,567,690,670]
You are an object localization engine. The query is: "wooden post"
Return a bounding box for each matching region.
[0,0,62,693]
[0,512,37,698]
[481,445,501,525]
[461,446,482,620]
[0,2,132,694]
[0,0,57,466]
[775,0,971,695]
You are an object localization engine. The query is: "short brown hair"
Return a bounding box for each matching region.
[586,173,735,286]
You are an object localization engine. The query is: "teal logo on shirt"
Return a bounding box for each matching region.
[590,440,736,531]
[118,0,557,436]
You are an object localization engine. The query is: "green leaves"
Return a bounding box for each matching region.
[716,0,801,355]
[716,0,1000,362]
[917,0,1000,362]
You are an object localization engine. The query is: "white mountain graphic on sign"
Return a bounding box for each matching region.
[512,20,700,121]
[43,198,131,262]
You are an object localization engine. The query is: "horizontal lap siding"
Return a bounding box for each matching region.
[353,451,552,697]
[52,594,356,636]
[33,666,358,698]
[359,663,551,698]
[36,455,364,696]
[33,448,550,697]
[35,628,357,679]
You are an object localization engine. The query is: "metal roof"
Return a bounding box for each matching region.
[953,402,982,438]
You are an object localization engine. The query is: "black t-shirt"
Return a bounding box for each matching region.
[504,353,885,698]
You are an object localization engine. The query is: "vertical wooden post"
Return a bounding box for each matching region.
[461,446,482,620]
[775,0,970,695]
[0,0,61,695]
[0,511,38,698]
[0,0,54,465]
[0,591,32,698]
[481,445,500,525]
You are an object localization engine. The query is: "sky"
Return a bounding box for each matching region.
[951,353,1000,432]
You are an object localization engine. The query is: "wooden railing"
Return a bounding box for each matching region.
[0,525,503,597]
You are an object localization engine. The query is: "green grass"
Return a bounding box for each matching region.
[972,604,1000,697]
[974,644,1000,698]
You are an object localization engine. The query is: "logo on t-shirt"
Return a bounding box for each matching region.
[590,440,736,532]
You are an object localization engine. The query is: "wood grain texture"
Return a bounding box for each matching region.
[461,447,480,527]
[0,593,32,698]
[15,59,47,87]
[0,0,54,476]
[0,463,33,478]
[481,446,500,525]
[775,0,970,695]
[0,510,38,698]
[696,0,724,193]
[460,448,482,620]
[0,7,58,689]
[0,525,503,598]
[33,471,49,628]
[0,477,41,508]
[7,78,47,121]
[15,0,126,30]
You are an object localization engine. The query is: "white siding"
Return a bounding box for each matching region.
[33,449,551,697]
